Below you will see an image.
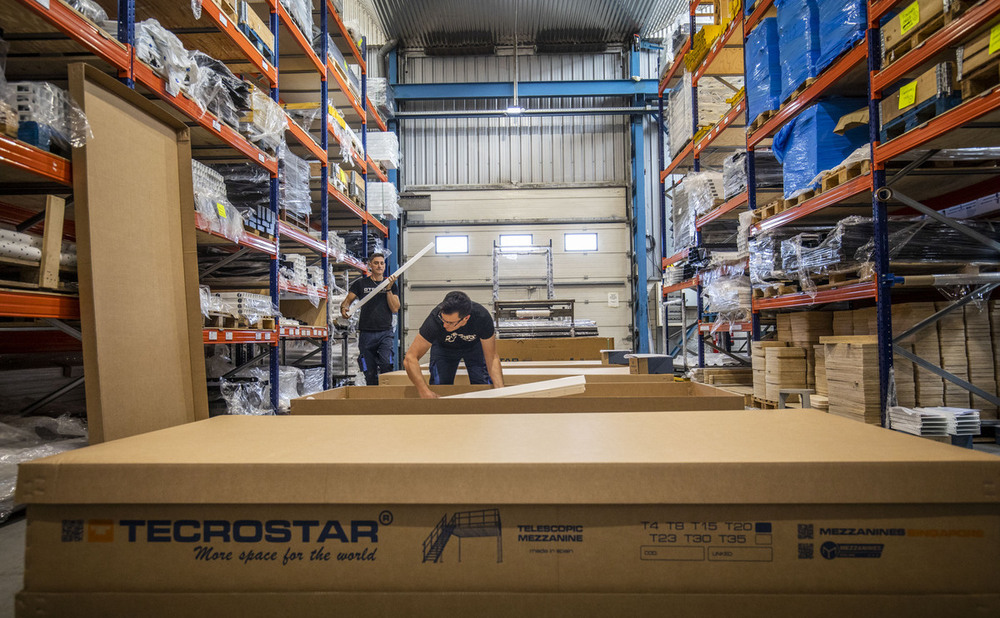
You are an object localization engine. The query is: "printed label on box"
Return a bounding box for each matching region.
[898,81,918,109]
[216,202,228,219]
[900,2,920,36]
[990,24,1000,56]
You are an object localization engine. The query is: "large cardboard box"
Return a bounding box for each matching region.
[290,381,745,415]
[377,367,674,386]
[16,591,1000,617]
[15,412,1000,603]
[496,337,614,361]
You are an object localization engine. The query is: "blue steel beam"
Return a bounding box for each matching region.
[394,80,659,100]
[389,48,401,369]
[630,38,650,354]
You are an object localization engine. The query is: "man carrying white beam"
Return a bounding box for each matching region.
[341,253,399,385]
[404,291,505,399]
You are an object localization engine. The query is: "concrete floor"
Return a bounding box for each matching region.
[0,442,998,617]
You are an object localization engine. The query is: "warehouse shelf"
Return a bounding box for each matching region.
[752,174,874,234]
[133,0,278,86]
[336,254,368,272]
[0,136,73,187]
[694,94,746,157]
[752,281,877,310]
[367,100,388,132]
[0,289,80,319]
[327,120,367,170]
[874,88,1000,161]
[367,158,389,182]
[868,0,899,24]
[275,2,325,77]
[279,280,327,297]
[748,41,868,148]
[278,220,328,255]
[745,0,775,33]
[658,38,691,95]
[133,62,280,174]
[194,212,278,255]
[662,248,691,268]
[871,0,1000,94]
[326,0,365,69]
[696,190,748,228]
[327,60,367,122]
[327,183,388,235]
[203,327,277,345]
[0,204,75,241]
[700,321,753,333]
[660,140,696,181]
[11,0,131,75]
[279,325,329,339]
[286,116,326,161]
[691,13,744,86]
[663,277,699,296]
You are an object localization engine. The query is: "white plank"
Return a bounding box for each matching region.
[442,375,587,399]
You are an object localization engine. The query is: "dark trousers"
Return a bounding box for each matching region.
[429,343,492,385]
[358,330,394,386]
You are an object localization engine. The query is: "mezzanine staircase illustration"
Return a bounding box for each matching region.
[422,508,502,563]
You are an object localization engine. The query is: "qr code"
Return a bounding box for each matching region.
[798,543,814,560]
[61,520,84,542]
[798,523,814,540]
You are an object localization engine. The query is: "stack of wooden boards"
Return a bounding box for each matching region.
[753,300,1000,421]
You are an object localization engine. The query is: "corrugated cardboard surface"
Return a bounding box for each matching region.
[378,367,671,386]
[290,382,744,415]
[496,337,614,361]
[16,592,1000,617]
[69,64,207,443]
[14,412,1000,595]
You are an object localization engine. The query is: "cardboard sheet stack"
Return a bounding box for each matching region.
[890,406,981,437]
[964,305,997,414]
[891,302,942,407]
[822,336,881,424]
[813,344,827,396]
[764,346,806,401]
[751,341,786,401]
[936,301,971,408]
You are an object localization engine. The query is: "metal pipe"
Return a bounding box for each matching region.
[395,107,654,119]
[43,318,82,341]
[880,188,1000,254]
[892,282,999,343]
[893,273,1000,287]
[19,376,85,415]
[894,345,1000,407]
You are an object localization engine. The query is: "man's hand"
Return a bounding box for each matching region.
[385,275,397,289]
[340,304,351,318]
[418,389,440,399]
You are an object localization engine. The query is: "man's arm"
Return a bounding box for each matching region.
[385,275,400,313]
[340,291,358,318]
[479,335,505,389]
[403,334,438,398]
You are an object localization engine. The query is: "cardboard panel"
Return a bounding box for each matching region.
[495,337,615,361]
[69,64,207,443]
[378,367,669,386]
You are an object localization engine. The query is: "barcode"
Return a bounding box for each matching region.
[61,520,84,542]
[798,523,814,540]
[798,543,814,560]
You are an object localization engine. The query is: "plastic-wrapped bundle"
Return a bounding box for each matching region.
[671,182,693,251]
[772,98,868,198]
[214,291,275,325]
[749,224,830,285]
[199,285,237,318]
[368,78,396,118]
[219,377,273,415]
[328,231,347,260]
[65,0,107,23]
[774,0,820,102]
[0,228,77,268]
[700,263,752,333]
[341,230,385,261]
[280,0,313,41]
[685,171,724,216]
[9,82,91,153]
[241,84,286,154]
[280,253,308,287]
[367,182,399,220]
[745,17,782,123]
[815,0,866,72]
[367,131,399,169]
[278,145,312,217]
[722,149,782,199]
[667,73,693,158]
[135,19,203,100]
[191,51,252,128]
[192,160,244,242]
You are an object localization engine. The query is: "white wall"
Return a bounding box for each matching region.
[400,187,631,349]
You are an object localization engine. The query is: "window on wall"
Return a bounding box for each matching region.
[564,233,598,252]
[499,234,533,248]
[435,235,469,254]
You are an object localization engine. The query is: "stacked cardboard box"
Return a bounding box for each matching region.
[832,310,854,335]
[823,336,881,424]
[751,341,787,400]
[764,346,806,402]
[775,313,792,341]
[789,312,832,389]
[891,302,943,407]
[965,305,997,417]
[813,345,827,396]
[936,301,971,407]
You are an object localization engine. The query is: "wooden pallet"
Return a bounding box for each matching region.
[204,314,277,330]
[781,189,815,211]
[961,61,1000,101]
[882,4,967,66]
[879,92,961,143]
[279,210,309,230]
[243,227,275,242]
[752,396,779,410]
[820,159,871,193]
[747,108,777,133]
[752,283,799,299]
[779,78,818,109]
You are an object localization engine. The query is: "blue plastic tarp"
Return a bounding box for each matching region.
[771,98,869,198]
[745,17,782,123]
[775,0,821,102]
[814,0,867,71]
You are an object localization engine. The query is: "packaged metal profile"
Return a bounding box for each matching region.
[135,19,201,100]
[279,0,313,42]
[214,291,275,325]
[192,159,244,243]
[700,262,751,333]
[278,144,312,217]
[368,78,396,118]
[9,81,91,153]
[723,149,782,199]
[191,51,253,128]
[219,377,273,415]
[671,182,693,251]
[367,182,400,220]
[65,0,107,23]
[367,131,399,169]
[240,83,286,154]
[686,171,725,217]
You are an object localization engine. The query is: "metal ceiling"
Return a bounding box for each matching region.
[368,0,688,52]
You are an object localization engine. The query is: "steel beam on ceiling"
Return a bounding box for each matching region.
[393,79,659,100]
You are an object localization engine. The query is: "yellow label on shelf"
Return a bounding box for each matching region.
[338,169,348,185]
[900,1,920,36]
[990,23,1000,55]
[898,81,918,109]
[216,202,228,219]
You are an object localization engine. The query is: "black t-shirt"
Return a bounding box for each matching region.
[419,301,495,352]
[348,275,398,331]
